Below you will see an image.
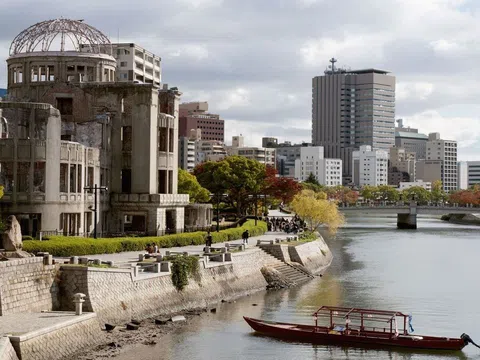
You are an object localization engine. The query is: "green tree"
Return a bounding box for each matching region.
[194,156,267,216]
[376,185,400,202]
[177,169,210,203]
[360,185,378,201]
[290,190,345,234]
[431,180,447,203]
[304,173,320,186]
[401,186,431,205]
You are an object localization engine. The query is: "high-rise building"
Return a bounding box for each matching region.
[352,145,389,187]
[275,142,313,176]
[395,120,428,160]
[294,147,342,186]
[416,133,457,192]
[178,102,224,142]
[312,58,395,184]
[388,147,416,186]
[457,161,468,190]
[466,161,480,187]
[262,137,278,148]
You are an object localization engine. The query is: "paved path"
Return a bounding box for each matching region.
[55,231,294,268]
[55,210,297,267]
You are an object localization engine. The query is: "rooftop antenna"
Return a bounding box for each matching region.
[329,57,337,74]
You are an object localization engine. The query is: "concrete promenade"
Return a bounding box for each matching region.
[55,210,295,268]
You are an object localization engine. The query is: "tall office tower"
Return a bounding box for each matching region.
[312,58,396,184]
[416,133,457,192]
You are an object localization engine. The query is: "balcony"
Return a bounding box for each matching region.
[111,193,189,206]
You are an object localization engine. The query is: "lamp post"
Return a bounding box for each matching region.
[216,193,220,232]
[84,184,108,239]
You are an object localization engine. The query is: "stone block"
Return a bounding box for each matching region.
[155,255,163,262]
[93,259,101,266]
[225,253,232,262]
[70,256,79,264]
[79,257,89,265]
[160,262,170,272]
[138,254,145,261]
[43,254,53,265]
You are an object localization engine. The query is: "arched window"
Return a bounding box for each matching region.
[0,117,8,138]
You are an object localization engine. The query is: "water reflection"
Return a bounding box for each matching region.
[115,217,480,360]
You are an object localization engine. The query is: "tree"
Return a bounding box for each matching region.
[177,169,210,203]
[376,185,400,202]
[431,180,447,203]
[0,185,3,231]
[268,175,302,205]
[360,185,377,201]
[290,190,345,234]
[194,156,267,216]
[304,173,320,186]
[401,186,431,205]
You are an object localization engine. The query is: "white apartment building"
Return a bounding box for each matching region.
[227,135,276,167]
[178,137,196,172]
[196,140,227,164]
[294,147,342,186]
[352,145,389,186]
[112,43,161,86]
[416,133,457,192]
[399,180,432,191]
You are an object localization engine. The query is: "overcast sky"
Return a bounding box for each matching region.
[0,0,479,160]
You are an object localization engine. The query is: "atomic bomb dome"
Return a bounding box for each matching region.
[9,18,112,55]
[6,18,117,97]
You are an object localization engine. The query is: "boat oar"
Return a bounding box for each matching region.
[461,333,480,349]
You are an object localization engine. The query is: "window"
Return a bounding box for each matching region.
[158,127,167,152]
[70,164,77,193]
[33,162,45,192]
[60,163,68,192]
[121,126,132,151]
[17,162,30,192]
[120,61,127,67]
[121,169,132,193]
[0,162,14,192]
[57,98,73,116]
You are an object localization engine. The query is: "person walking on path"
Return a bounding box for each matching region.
[205,231,213,247]
[242,229,249,245]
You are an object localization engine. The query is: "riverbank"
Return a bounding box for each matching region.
[441,213,480,226]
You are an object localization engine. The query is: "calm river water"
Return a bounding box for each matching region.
[117,215,480,360]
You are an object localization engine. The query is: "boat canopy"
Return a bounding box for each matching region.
[313,306,410,336]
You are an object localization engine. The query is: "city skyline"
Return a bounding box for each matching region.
[0,0,480,160]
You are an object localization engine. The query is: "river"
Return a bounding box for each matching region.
[116,215,480,360]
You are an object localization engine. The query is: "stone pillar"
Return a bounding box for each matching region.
[397,214,417,229]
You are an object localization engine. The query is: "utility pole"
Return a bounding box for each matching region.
[84,184,108,239]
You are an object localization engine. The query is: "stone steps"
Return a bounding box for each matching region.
[258,246,314,286]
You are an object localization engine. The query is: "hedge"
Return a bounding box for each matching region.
[23,220,267,257]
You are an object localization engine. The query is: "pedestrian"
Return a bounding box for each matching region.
[242,229,249,245]
[205,231,213,247]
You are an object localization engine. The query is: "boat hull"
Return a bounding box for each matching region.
[244,317,466,351]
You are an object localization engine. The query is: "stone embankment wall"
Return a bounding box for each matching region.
[289,238,333,274]
[0,338,19,360]
[0,258,58,315]
[259,237,332,274]
[60,249,270,324]
[9,314,102,360]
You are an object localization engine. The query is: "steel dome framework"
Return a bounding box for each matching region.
[9,18,112,56]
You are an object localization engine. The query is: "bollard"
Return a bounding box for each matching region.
[183,252,189,256]
[256,240,261,246]
[70,256,79,265]
[156,255,163,262]
[73,293,86,315]
[93,259,101,266]
[160,262,171,272]
[105,261,114,267]
[43,254,53,265]
[138,254,145,261]
[165,251,171,256]
[79,257,89,265]
[153,263,161,273]
[221,247,227,253]
[204,246,211,254]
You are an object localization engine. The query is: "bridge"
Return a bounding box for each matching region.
[337,202,477,229]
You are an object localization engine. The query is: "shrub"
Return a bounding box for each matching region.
[22,235,34,241]
[23,220,267,257]
[165,255,200,291]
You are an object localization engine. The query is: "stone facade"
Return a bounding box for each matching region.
[60,249,270,324]
[9,314,103,360]
[0,338,18,360]
[0,19,191,237]
[0,258,58,315]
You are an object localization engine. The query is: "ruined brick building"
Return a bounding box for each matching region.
[0,18,191,237]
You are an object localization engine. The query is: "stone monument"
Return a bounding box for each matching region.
[0,215,31,259]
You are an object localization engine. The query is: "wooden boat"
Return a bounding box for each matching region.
[244,306,480,351]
